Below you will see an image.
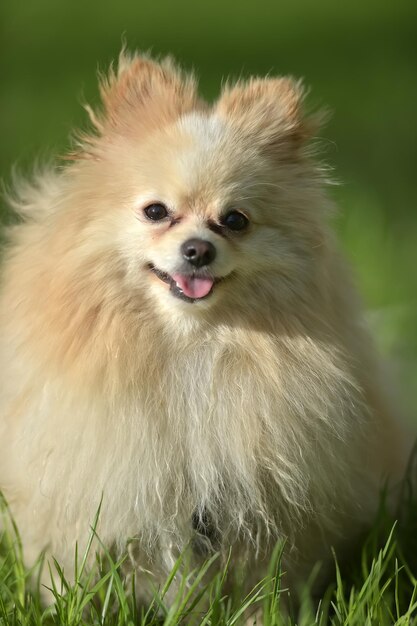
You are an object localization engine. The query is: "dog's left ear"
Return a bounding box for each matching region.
[216,78,320,158]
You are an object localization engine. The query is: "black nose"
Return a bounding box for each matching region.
[181,238,216,268]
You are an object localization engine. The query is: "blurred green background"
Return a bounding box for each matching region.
[1,0,416,412]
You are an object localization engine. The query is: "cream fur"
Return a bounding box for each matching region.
[0,52,410,601]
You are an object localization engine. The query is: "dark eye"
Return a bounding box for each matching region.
[221,210,249,232]
[144,203,169,221]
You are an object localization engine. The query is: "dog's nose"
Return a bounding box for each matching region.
[181,238,216,268]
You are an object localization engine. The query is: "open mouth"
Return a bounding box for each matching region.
[148,264,221,303]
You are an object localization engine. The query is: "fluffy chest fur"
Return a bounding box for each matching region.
[0,308,370,558]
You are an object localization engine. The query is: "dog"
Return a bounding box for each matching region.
[0,51,410,606]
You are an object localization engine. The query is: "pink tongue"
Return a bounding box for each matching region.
[172,274,214,299]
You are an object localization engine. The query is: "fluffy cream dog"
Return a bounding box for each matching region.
[0,52,410,601]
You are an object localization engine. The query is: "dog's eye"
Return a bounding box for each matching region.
[221,210,249,232]
[144,203,169,221]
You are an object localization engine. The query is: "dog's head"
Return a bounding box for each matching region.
[61,53,329,325]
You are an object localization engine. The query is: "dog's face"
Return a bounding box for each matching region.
[111,113,298,314]
[68,55,326,321]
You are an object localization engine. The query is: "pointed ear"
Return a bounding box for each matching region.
[97,51,202,131]
[216,77,320,158]
[69,52,204,161]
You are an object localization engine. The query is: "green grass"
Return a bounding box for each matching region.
[2,477,417,626]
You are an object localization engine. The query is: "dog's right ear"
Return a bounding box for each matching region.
[72,51,203,160]
[85,51,202,136]
[103,52,200,126]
